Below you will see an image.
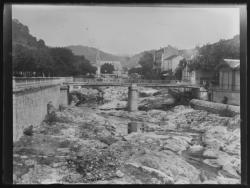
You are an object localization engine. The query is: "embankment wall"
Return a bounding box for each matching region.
[13,85,68,142]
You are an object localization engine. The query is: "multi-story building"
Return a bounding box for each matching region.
[153,48,164,74]
[153,45,181,74]
[161,55,184,73]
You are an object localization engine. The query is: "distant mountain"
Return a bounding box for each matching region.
[67,45,158,69]
[66,45,125,65]
[66,45,158,69]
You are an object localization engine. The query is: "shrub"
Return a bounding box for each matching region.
[219,106,235,117]
[44,111,57,124]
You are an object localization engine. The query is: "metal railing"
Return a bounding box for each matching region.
[13,77,73,90]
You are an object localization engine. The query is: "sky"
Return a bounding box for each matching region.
[12,5,240,56]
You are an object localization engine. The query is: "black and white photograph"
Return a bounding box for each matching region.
[7,4,246,184]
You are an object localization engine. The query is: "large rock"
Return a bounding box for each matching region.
[139,94,176,110]
[190,99,240,115]
[138,87,160,97]
[124,162,174,184]
[98,100,127,110]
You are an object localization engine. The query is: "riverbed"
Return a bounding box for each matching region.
[13,86,241,184]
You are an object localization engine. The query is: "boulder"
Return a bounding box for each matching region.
[202,149,218,159]
[23,125,33,136]
[139,94,176,110]
[138,88,160,97]
[217,175,240,184]
[99,100,127,110]
[188,145,204,153]
[190,99,240,115]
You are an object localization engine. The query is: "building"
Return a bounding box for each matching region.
[211,59,240,105]
[95,51,122,77]
[161,55,184,73]
[182,67,214,85]
[217,59,240,91]
[153,45,181,74]
[181,54,214,85]
[153,48,164,74]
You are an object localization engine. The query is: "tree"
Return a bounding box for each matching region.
[173,58,187,80]
[74,55,97,75]
[188,35,240,72]
[128,67,142,75]
[101,63,115,74]
[12,45,37,76]
[49,47,76,76]
[137,52,160,79]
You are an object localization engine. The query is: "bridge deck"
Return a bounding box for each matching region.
[65,82,200,89]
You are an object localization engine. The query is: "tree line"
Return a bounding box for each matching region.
[13,44,97,77]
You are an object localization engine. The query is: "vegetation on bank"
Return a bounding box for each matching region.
[129,52,161,80]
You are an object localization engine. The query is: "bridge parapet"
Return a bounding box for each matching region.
[13,77,73,91]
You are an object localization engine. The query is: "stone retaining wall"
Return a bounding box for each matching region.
[13,85,68,142]
[211,90,240,106]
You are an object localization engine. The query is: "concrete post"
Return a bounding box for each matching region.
[60,85,70,106]
[128,83,138,112]
[67,85,70,105]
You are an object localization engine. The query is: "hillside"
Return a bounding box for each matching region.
[66,45,127,66]
[67,45,156,69]
[12,19,46,49]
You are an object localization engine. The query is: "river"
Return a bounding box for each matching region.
[13,86,241,184]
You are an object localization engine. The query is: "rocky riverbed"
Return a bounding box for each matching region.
[13,86,241,184]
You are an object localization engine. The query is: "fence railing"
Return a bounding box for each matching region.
[72,77,184,84]
[13,77,73,90]
[210,84,240,92]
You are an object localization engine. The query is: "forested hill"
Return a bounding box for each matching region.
[12,19,96,77]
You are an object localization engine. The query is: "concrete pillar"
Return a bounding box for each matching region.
[60,85,70,106]
[128,83,138,112]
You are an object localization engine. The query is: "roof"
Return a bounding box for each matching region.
[164,54,182,60]
[215,59,240,71]
[162,45,180,60]
[223,59,240,69]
